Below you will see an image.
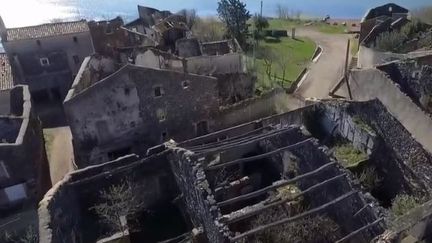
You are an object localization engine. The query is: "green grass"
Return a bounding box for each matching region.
[250,37,316,92]
[268,19,346,34]
[334,143,368,167]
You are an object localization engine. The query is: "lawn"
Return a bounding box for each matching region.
[268,19,346,34]
[250,36,316,92]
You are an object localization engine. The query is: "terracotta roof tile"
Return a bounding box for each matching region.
[6,20,89,41]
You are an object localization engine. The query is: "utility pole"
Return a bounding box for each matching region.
[344,39,353,100]
[260,1,263,17]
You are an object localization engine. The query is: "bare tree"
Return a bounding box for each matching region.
[91,180,144,235]
[276,53,291,86]
[276,4,290,20]
[262,50,277,81]
[177,9,197,29]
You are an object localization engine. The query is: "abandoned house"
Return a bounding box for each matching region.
[88,16,155,57]
[64,62,220,166]
[0,53,13,113]
[0,18,94,103]
[39,99,432,243]
[0,85,50,239]
[124,5,189,53]
[359,3,410,45]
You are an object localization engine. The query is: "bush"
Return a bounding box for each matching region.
[391,194,420,217]
[334,143,368,167]
[247,207,341,243]
[358,167,381,191]
[375,31,406,52]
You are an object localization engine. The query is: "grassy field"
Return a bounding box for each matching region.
[250,36,316,92]
[268,19,346,34]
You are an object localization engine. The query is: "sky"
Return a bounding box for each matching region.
[0,0,430,27]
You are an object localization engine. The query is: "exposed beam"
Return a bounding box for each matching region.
[186,126,269,151]
[229,191,357,242]
[157,232,190,243]
[217,162,337,207]
[195,127,298,155]
[223,174,346,224]
[206,138,313,171]
[334,218,384,243]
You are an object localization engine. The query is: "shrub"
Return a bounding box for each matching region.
[358,167,381,191]
[334,143,368,167]
[248,207,341,243]
[391,194,420,217]
[375,31,406,52]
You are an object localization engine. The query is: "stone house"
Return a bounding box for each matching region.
[0,18,95,102]
[359,3,409,45]
[0,85,50,236]
[64,59,220,166]
[88,16,155,57]
[124,5,189,52]
[39,99,432,243]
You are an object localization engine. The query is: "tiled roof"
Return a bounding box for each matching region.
[6,20,89,41]
[0,53,13,90]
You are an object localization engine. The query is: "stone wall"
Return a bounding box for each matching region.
[0,85,50,209]
[185,53,246,75]
[65,65,220,166]
[39,153,179,243]
[0,89,10,114]
[358,45,405,68]
[168,148,230,243]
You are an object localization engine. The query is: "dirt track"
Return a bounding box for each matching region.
[295,28,351,99]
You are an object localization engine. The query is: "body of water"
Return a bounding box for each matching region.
[0,0,430,28]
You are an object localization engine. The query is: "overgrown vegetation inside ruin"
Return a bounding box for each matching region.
[353,116,375,134]
[375,20,432,53]
[0,226,38,243]
[245,207,341,243]
[357,166,381,192]
[391,194,421,217]
[334,143,368,167]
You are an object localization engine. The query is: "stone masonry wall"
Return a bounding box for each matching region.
[168,148,230,243]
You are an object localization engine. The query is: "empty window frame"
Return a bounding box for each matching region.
[154,86,164,97]
[40,57,50,66]
[156,108,167,122]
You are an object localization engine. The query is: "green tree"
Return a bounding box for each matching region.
[217,0,251,49]
[253,14,269,32]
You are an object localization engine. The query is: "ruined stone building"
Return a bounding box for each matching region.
[39,99,432,243]
[0,18,94,103]
[124,5,189,53]
[359,3,409,45]
[65,62,220,166]
[335,52,432,156]
[88,17,155,57]
[0,85,50,236]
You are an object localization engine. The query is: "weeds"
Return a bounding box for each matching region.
[334,143,368,167]
[391,194,420,217]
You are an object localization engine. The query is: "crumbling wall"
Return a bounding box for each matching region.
[65,65,220,166]
[0,85,50,208]
[176,38,202,57]
[39,177,82,243]
[186,53,246,75]
[168,148,230,242]
[214,73,255,105]
[39,153,179,243]
[349,69,432,157]
[358,45,405,68]
[334,99,432,195]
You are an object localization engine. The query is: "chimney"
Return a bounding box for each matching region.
[0,16,7,41]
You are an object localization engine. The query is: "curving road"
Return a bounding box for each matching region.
[294,28,351,99]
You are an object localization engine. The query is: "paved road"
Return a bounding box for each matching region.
[44,126,75,184]
[295,28,351,99]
